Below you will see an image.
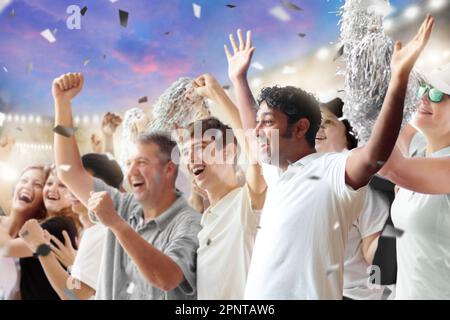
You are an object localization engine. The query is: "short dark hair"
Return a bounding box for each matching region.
[81,154,124,189]
[186,117,237,148]
[257,86,321,148]
[137,131,179,167]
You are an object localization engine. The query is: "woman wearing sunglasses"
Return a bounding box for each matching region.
[380,62,450,299]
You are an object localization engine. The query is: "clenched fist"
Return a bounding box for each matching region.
[102,112,123,136]
[52,72,84,103]
[87,191,122,228]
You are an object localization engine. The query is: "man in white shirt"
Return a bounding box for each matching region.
[184,75,267,299]
[222,18,433,299]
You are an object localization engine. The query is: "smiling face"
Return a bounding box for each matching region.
[126,142,172,206]
[43,172,73,215]
[255,101,294,166]
[184,135,235,192]
[315,109,348,153]
[12,167,45,217]
[413,92,450,138]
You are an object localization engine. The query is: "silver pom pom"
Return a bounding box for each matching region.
[339,0,420,144]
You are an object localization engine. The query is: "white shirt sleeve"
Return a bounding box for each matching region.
[323,152,367,225]
[357,188,390,239]
[71,225,107,290]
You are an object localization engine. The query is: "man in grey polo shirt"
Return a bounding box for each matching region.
[51,72,201,299]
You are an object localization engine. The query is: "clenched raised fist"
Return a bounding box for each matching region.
[52,72,84,103]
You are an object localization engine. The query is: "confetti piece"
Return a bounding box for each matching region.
[103,54,107,59]
[333,44,344,62]
[0,0,11,15]
[326,264,340,276]
[9,8,14,17]
[164,31,170,35]
[52,28,58,35]
[333,222,340,230]
[282,65,297,75]
[297,33,306,38]
[226,4,236,8]
[0,112,4,127]
[27,63,33,73]
[222,85,230,90]
[282,0,302,11]
[138,96,148,104]
[118,9,129,27]
[269,6,291,22]
[126,282,135,294]
[58,164,71,172]
[40,29,56,43]
[109,0,118,2]
[308,175,321,180]
[2,66,7,73]
[338,116,347,121]
[16,127,22,132]
[80,6,87,16]
[53,125,77,138]
[193,3,201,18]
[83,59,90,67]
[206,238,212,246]
[251,62,264,70]
[105,152,115,161]
[381,225,404,238]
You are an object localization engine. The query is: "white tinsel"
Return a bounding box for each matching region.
[339,0,420,144]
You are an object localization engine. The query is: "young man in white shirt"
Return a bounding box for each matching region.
[223,16,434,299]
[182,74,266,299]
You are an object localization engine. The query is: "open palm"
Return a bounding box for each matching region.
[391,15,434,77]
[224,29,256,81]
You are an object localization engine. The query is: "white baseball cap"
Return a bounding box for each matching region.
[419,62,450,95]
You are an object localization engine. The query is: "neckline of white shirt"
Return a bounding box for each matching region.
[429,145,450,158]
[202,186,243,220]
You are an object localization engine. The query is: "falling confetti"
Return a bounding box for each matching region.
[80,6,87,16]
[297,33,306,38]
[282,0,302,11]
[269,6,291,22]
[251,62,264,70]
[27,63,33,73]
[40,29,56,43]
[282,65,297,75]
[193,3,201,18]
[83,59,90,67]
[53,125,78,138]
[58,164,72,172]
[138,96,148,104]
[333,44,344,62]
[333,222,340,230]
[9,8,14,17]
[381,225,404,238]
[2,66,7,73]
[326,264,340,276]
[118,9,129,27]
[126,282,135,294]
[105,152,115,161]
[206,238,212,246]
[164,31,171,35]
[0,0,11,15]
[226,4,236,8]
[15,127,22,132]
[0,112,5,127]
[222,85,230,90]
[308,175,321,180]
[53,28,58,35]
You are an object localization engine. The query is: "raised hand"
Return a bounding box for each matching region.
[192,73,224,101]
[90,133,103,153]
[102,112,123,136]
[391,15,434,79]
[87,191,121,228]
[52,72,84,103]
[0,135,15,162]
[225,29,255,82]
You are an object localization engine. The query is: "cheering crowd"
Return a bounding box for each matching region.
[1,14,450,300]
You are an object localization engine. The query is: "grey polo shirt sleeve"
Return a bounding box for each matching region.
[93,177,136,219]
[163,211,201,296]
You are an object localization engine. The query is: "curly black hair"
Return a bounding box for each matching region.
[257,86,321,148]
